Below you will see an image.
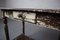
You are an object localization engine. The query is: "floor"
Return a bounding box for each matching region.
[0,18,60,40]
